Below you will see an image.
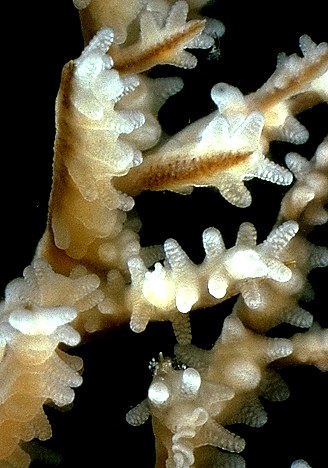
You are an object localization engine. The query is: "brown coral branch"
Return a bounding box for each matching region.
[115,150,252,196]
[248,45,328,114]
[111,19,206,74]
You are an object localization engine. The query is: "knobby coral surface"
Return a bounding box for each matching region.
[1,1,327,467]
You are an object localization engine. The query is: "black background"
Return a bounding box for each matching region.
[1,1,327,467]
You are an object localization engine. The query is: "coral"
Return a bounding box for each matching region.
[1,1,327,467]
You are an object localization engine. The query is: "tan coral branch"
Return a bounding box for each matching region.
[111,20,205,74]
[248,48,328,114]
[115,150,252,196]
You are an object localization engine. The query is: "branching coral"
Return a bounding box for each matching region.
[1,1,327,467]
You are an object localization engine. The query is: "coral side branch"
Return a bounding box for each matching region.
[116,103,293,207]
[0,1,327,466]
[248,35,328,112]
[125,220,322,336]
[0,269,83,466]
[117,36,327,204]
[280,138,328,229]
[39,28,143,272]
[247,35,328,145]
[127,316,294,467]
[79,1,224,74]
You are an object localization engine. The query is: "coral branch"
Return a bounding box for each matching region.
[0,1,327,467]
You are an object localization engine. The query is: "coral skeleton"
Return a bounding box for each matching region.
[0,1,327,467]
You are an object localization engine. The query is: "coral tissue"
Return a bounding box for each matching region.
[0,1,327,466]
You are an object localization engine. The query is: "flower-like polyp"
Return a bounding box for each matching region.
[126,354,242,467]
[127,315,294,466]
[0,303,82,465]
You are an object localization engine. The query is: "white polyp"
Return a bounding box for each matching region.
[210,83,245,113]
[266,220,299,251]
[111,143,136,174]
[236,222,257,247]
[143,264,175,309]
[181,368,201,396]
[118,192,135,212]
[148,381,170,406]
[266,259,293,282]
[235,112,265,150]
[154,77,184,105]
[126,400,150,426]
[164,238,190,271]
[187,34,214,50]
[241,282,263,309]
[208,274,228,299]
[73,0,91,10]
[200,115,229,151]
[117,111,146,134]
[102,54,115,70]
[310,246,328,269]
[224,248,267,280]
[256,159,293,185]
[93,70,125,102]
[202,227,225,257]
[286,308,313,328]
[267,338,293,360]
[172,443,195,468]
[176,286,199,313]
[204,17,226,39]
[285,152,309,174]
[283,116,309,144]
[75,51,105,84]
[130,311,149,334]
[54,326,81,346]
[291,460,312,468]
[299,34,316,55]
[9,307,77,336]
[301,34,328,59]
[128,256,147,285]
[87,28,115,55]
[121,75,140,97]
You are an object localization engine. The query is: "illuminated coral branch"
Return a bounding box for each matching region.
[0,1,327,466]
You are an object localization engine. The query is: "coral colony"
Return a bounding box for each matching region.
[0,1,327,467]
